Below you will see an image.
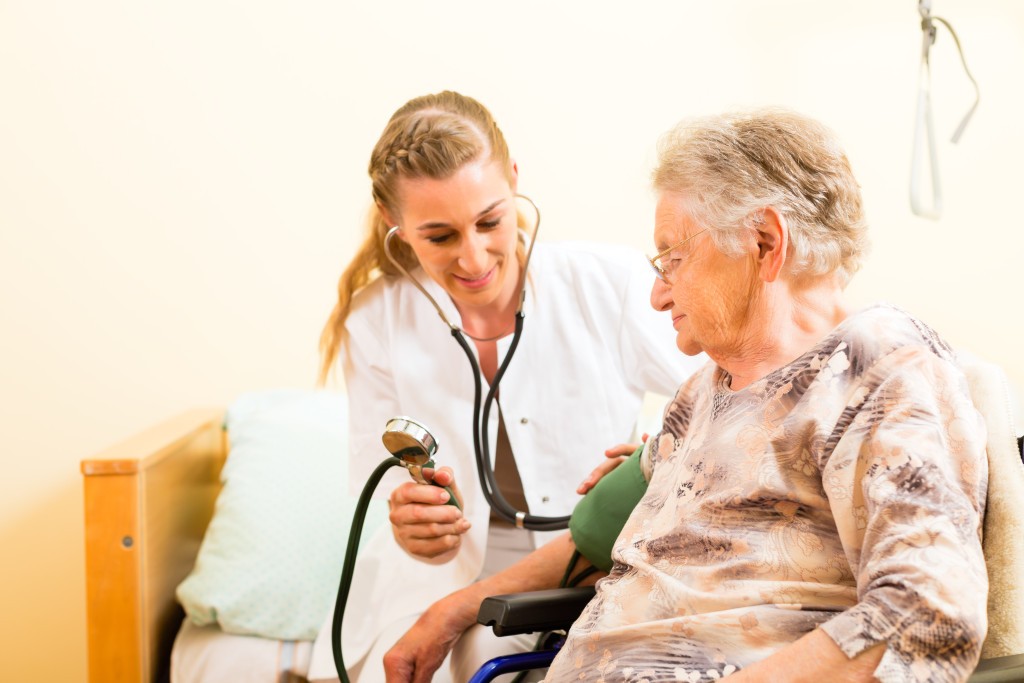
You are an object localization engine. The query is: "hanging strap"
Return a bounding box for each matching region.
[911,30,942,220]
[910,0,981,220]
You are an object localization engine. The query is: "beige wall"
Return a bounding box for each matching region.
[2,1,1022,679]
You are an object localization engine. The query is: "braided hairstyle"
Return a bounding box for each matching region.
[319,91,520,383]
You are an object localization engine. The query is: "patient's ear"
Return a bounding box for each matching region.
[754,207,788,283]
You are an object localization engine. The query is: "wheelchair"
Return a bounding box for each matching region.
[469,357,1024,683]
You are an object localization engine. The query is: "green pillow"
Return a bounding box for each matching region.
[569,444,648,573]
[175,389,388,640]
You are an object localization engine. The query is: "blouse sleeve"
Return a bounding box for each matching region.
[819,345,989,683]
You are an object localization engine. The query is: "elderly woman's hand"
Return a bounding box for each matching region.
[577,434,648,495]
[383,581,484,683]
[721,630,884,682]
[388,466,470,562]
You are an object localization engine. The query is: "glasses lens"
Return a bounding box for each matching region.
[648,258,666,281]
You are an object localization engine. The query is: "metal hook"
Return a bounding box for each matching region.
[910,0,980,220]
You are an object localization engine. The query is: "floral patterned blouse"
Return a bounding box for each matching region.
[545,304,989,683]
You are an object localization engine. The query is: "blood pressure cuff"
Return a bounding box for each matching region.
[568,444,648,573]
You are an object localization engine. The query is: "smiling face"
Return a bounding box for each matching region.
[389,157,521,316]
[649,190,760,359]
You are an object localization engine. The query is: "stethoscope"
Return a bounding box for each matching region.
[331,416,451,682]
[331,196,573,682]
[381,194,571,533]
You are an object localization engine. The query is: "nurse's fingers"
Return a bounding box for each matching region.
[576,455,629,495]
[388,482,470,559]
[602,432,649,459]
[390,479,458,508]
[577,433,650,493]
[426,466,464,508]
[388,514,468,559]
[398,532,462,560]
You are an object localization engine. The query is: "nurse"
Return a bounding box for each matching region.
[312,91,700,682]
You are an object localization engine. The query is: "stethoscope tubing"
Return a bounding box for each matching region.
[452,317,570,531]
[332,455,402,683]
[383,195,570,531]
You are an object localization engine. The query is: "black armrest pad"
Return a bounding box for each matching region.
[477,587,596,637]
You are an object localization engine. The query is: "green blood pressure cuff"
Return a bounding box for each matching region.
[568,444,649,573]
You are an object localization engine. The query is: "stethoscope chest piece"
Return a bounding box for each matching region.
[382,416,439,484]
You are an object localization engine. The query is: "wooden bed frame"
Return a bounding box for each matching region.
[81,409,226,683]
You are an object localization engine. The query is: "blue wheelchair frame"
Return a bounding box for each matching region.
[468,587,594,683]
[468,648,562,683]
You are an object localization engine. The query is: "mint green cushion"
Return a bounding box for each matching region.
[568,445,648,573]
[175,389,387,640]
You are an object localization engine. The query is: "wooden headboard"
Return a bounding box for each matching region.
[81,409,226,683]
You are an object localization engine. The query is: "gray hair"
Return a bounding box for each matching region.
[652,108,869,284]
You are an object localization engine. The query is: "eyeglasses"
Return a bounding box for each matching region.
[648,229,708,283]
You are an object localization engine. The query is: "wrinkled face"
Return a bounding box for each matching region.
[649,190,758,358]
[391,158,520,314]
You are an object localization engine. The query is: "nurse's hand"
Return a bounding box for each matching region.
[389,466,470,563]
[576,433,648,495]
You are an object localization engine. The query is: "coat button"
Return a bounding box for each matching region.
[520,417,528,424]
[541,496,550,503]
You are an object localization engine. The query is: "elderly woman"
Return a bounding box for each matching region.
[383,109,988,683]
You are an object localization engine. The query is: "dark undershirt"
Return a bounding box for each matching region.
[490,408,530,527]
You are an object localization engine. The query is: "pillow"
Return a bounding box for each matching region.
[176,389,388,641]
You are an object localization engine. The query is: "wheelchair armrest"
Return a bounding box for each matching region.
[969,653,1024,683]
[477,587,596,637]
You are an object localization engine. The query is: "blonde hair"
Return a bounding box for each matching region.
[653,108,869,285]
[319,91,521,383]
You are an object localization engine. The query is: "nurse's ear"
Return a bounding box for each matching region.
[509,159,519,195]
[377,203,404,240]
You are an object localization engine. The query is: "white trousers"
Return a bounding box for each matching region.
[346,523,544,683]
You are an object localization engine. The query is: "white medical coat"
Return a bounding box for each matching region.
[308,241,702,675]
